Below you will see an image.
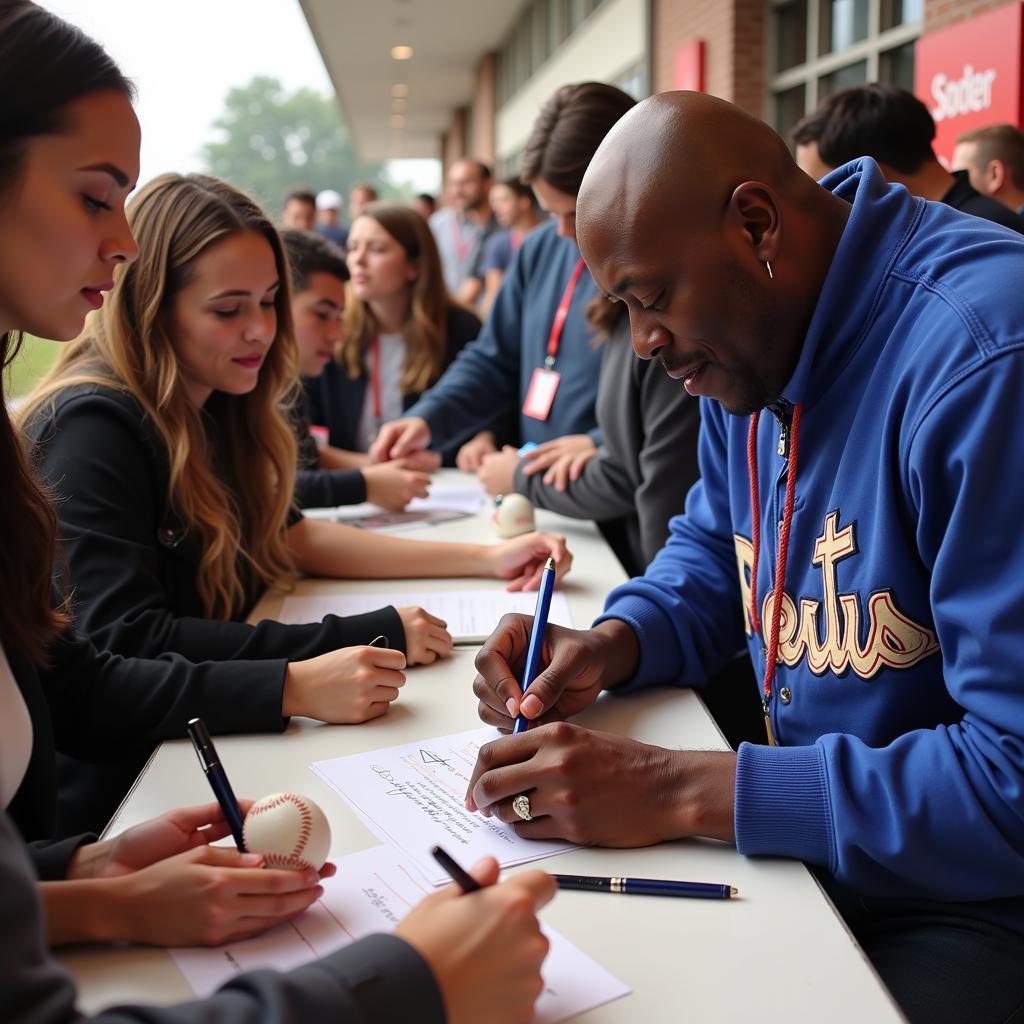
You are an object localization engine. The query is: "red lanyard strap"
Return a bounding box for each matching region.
[545,258,585,369]
[451,215,471,264]
[746,404,803,741]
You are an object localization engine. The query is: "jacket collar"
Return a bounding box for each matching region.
[780,158,922,409]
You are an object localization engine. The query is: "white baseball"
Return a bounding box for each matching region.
[491,492,535,538]
[242,792,332,872]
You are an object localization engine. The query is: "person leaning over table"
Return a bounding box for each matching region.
[466,91,1024,1024]
[369,82,635,485]
[16,172,570,835]
[0,6,554,1019]
[281,228,434,512]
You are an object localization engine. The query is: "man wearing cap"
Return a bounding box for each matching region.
[315,188,347,248]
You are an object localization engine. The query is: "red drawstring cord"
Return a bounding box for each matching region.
[746,404,802,715]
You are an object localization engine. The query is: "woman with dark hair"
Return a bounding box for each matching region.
[304,201,502,465]
[371,84,701,576]
[0,3,554,1020]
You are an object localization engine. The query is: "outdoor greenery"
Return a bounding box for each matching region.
[200,76,407,215]
[5,335,60,400]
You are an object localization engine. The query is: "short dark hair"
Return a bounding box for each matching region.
[792,85,936,175]
[283,188,316,208]
[351,183,379,201]
[519,82,636,196]
[415,192,436,205]
[496,176,534,199]
[956,123,1024,190]
[281,229,349,291]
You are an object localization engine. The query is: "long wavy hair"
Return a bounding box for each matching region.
[0,0,134,663]
[19,174,299,620]
[340,202,457,394]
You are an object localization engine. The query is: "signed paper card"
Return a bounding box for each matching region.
[310,727,577,884]
[171,844,630,1022]
[279,589,573,643]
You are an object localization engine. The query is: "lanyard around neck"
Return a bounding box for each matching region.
[545,258,586,369]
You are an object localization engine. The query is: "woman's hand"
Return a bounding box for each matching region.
[520,434,597,481]
[396,857,555,1024]
[487,531,572,592]
[283,645,408,722]
[534,447,598,491]
[67,802,253,880]
[456,431,499,472]
[397,605,453,665]
[363,462,431,511]
[113,844,334,946]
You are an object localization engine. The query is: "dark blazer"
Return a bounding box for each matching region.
[0,809,446,1023]
[8,627,290,843]
[25,384,404,667]
[292,392,368,508]
[304,303,512,463]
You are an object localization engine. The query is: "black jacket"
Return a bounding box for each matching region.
[25,384,404,668]
[292,391,368,508]
[8,628,289,842]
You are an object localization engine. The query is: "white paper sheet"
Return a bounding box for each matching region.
[311,727,577,884]
[279,589,573,643]
[170,844,630,1022]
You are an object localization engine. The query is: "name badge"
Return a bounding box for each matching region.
[522,367,561,421]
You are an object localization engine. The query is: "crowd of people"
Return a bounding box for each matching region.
[2,1,1024,1022]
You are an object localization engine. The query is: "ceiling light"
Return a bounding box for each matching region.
[390,114,406,128]
[391,83,409,97]
[391,45,413,60]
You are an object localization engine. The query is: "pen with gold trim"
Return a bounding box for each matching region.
[553,874,737,899]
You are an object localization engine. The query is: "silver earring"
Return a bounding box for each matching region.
[765,261,774,280]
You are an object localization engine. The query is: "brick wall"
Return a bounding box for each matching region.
[652,0,764,117]
[925,0,1015,32]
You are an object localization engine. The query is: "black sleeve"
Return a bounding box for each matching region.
[0,813,447,1024]
[25,835,95,881]
[294,468,368,509]
[33,392,405,661]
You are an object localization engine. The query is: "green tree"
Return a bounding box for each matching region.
[200,76,405,216]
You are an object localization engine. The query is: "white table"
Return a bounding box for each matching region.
[57,478,904,1022]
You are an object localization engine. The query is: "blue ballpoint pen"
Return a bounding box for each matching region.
[187,717,247,852]
[513,556,557,734]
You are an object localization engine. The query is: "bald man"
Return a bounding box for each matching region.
[467,92,1024,1023]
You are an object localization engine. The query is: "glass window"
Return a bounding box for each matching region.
[880,40,915,91]
[820,0,869,54]
[775,0,808,72]
[775,83,808,142]
[548,0,567,51]
[881,0,922,29]
[818,58,868,97]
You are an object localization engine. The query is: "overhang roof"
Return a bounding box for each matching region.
[300,0,528,160]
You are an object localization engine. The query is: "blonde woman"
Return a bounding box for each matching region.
[304,202,511,466]
[18,174,570,811]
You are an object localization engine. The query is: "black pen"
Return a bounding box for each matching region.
[187,717,247,852]
[431,845,481,892]
[553,874,737,899]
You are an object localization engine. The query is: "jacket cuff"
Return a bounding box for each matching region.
[734,741,835,871]
[325,606,407,656]
[27,834,98,880]
[594,595,681,689]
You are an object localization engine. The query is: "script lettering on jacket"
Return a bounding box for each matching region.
[734,511,939,678]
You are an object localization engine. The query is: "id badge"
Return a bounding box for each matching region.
[522,367,561,421]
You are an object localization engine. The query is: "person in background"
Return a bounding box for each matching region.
[791,84,1024,233]
[315,188,347,248]
[17,175,570,831]
[412,192,437,220]
[469,90,1024,1024]
[349,182,379,222]
[282,228,433,511]
[952,123,1024,215]
[307,202,502,465]
[281,187,316,231]
[0,7,555,1019]
[372,82,633,487]
[429,158,496,302]
[475,177,543,317]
